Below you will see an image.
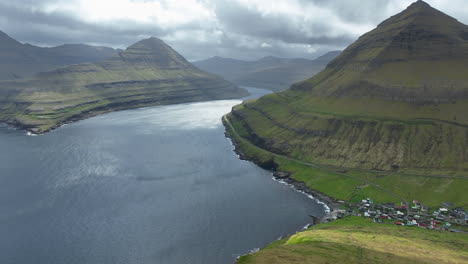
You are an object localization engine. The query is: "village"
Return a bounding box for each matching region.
[334,198,468,233]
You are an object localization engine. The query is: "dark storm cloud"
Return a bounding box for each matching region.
[212,0,355,46]
[0,0,466,60]
[0,1,169,47]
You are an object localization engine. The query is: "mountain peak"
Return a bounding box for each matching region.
[407,0,431,9]
[128,37,166,49]
[403,0,444,17]
[297,1,468,103]
[104,37,193,69]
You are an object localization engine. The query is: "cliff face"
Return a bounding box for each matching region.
[0,37,247,133]
[227,1,468,173]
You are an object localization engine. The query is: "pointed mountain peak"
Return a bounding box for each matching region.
[377,0,456,28]
[407,0,431,10]
[109,37,192,69]
[403,0,442,16]
[127,37,167,50]
[297,0,468,102]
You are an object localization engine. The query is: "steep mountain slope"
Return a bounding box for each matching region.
[227,3,468,261]
[194,51,340,92]
[0,30,116,80]
[228,0,468,174]
[0,37,247,133]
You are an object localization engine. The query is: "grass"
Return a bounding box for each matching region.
[225,112,468,207]
[0,39,247,133]
[230,94,468,174]
[231,3,468,263]
[236,217,468,264]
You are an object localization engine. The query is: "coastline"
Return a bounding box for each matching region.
[223,115,344,262]
[0,90,250,135]
[222,117,341,223]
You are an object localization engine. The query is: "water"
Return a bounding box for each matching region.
[0,87,326,264]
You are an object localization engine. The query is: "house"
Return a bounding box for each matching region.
[394,221,405,226]
[382,202,395,210]
[395,205,406,211]
[441,202,453,208]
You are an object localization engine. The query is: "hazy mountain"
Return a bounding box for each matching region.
[194,51,340,91]
[0,37,247,133]
[0,30,116,80]
[227,0,468,174]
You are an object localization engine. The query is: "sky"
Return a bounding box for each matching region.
[0,0,467,61]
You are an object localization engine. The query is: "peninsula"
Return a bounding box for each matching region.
[0,37,247,133]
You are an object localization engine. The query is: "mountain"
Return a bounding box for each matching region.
[0,37,247,133]
[226,2,468,261]
[0,30,116,80]
[227,0,468,174]
[193,51,340,91]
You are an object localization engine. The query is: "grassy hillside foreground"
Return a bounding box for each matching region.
[236,217,468,264]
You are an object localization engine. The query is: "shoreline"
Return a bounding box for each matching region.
[223,117,343,262]
[222,118,342,223]
[0,91,252,135]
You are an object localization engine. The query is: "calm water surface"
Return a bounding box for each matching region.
[0,87,326,264]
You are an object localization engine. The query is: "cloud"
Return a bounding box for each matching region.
[0,0,467,60]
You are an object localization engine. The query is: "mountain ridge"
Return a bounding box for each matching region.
[0,37,247,133]
[194,51,340,91]
[0,30,117,80]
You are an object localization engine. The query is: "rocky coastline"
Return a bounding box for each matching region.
[222,117,342,224]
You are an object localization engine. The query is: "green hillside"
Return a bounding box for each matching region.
[225,4,468,262]
[236,217,468,264]
[0,37,247,133]
[227,0,468,176]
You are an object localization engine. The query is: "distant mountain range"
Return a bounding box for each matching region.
[194,51,340,92]
[0,30,117,80]
[0,37,247,133]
